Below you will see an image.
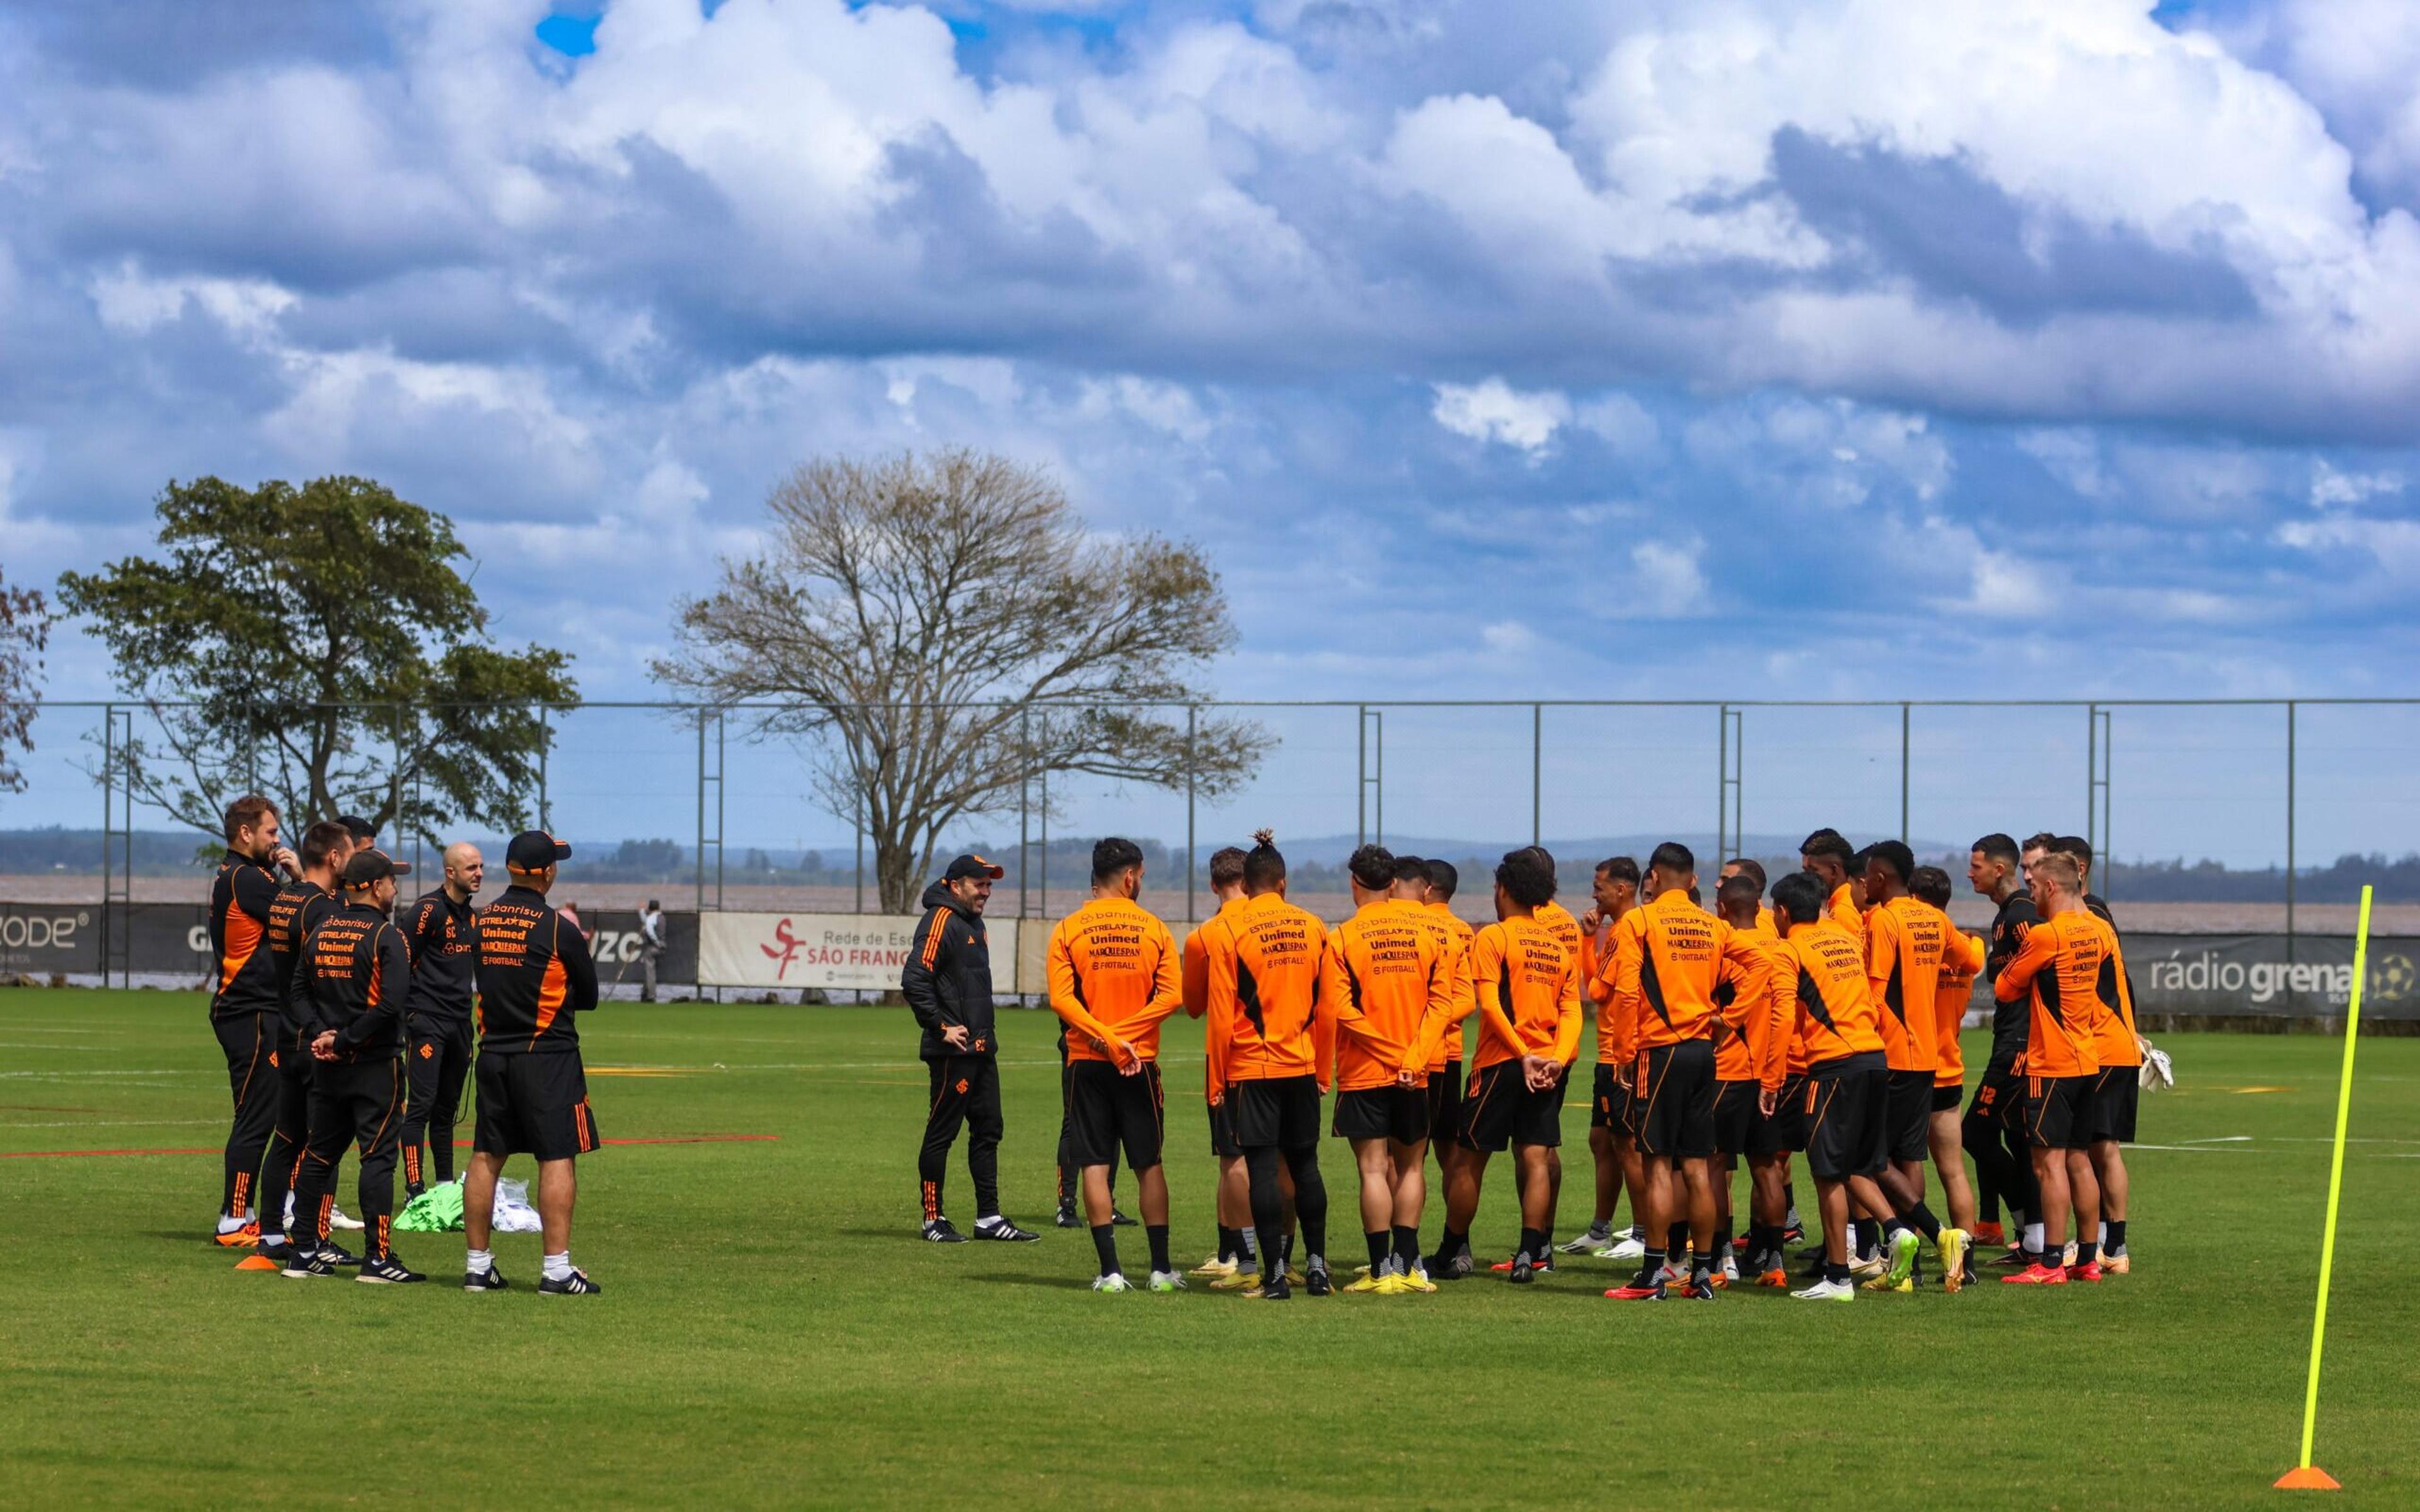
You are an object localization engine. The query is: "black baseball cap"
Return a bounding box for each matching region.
[342,849,411,888]
[506,831,573,871]
[943,853,1004,881]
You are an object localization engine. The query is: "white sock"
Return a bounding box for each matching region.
[2097,1221,2108,1246]
[217,1213,248,1234]
[2024,1222,2046,1253]
[543,1251,572,1281]
[466,1248,493,1274]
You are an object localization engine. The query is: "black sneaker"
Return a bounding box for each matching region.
[1509,1256,1536,1285]
[1110,1207,1137,1227]
[1053,1200,1081,1229]
[463,1264,510,1292]
[1247,1274,1291,1300]
[320,1242,363,1269]
[1304,1261,1332,1297]
[405,1181,427,1201]
[282,1247,338,1280]
[357,1254,425,1285]
[972,1217,1041,1242]
[921,1218,967,1243]
[539,1268,601,1296]
[1684,1276,1717,1300]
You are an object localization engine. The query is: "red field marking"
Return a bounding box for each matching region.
[1,1133,778,1160]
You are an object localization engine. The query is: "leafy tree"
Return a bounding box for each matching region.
[0,565,47,795]
[57,476,576,845]
[654,449,1269,912]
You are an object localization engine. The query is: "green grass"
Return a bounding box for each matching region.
[3,990,2417,1508]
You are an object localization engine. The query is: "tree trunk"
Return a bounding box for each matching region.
[876,835,917,915]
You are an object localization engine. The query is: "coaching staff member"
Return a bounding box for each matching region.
[207,794,299,1247]
[401,842,482,1198]
[464,832,602,1296]
[904,853,1039,1244]
[291,847,420,1283]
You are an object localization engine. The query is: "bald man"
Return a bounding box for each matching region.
[401,842,484,1197]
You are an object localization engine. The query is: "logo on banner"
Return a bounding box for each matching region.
[2375,954,2414,1002]
[760,918,804,980]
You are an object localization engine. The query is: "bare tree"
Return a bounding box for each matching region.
[0,564,49,795]
[654,449,1270,912]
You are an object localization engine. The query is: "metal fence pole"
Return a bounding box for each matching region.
[1899,702,1911,845]
[1186,705,1197,926]
[1531,702,1542,847]
[1356,703,1368,847]
[538,705,550,833]
[1717,704,1729,862]
[1039,766,1049,917]
[694,714,706,917]
[100,703,112,988]
[855,776,865,917]
[1018,708,1029,922]
[2287,699,2298,958]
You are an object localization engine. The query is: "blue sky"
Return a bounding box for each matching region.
[4,0,2419,860]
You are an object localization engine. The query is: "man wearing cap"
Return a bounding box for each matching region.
[285,847,423,1283]
[400,842,483,1200]
[903,854,1039,1244]
[463,832,603,1295]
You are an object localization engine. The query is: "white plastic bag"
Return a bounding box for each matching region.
[490,1176,544,1233]
[2138,1040,2175,1092]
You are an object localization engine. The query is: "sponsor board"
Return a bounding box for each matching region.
[0,903,100,973]
[2127,932,2420,1019]
[697,912,1020,993]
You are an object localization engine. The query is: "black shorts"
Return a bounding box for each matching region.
[1749,1072,1808,1157]
[471,1052,600,1162]
[1632,1040,1716,1159]
[2023,1073,2094,1151]
[1590,1062,1633,1131]
[1804,1052,1889,1181]
[2091,1066,2140,1144]
[1969,1059,2024,1131]
[1932,1082,1964,1113]
[1333,1085,1430,1145]
[1426,1060,1463,1149]
[1885,1069,1934,1163]
[1458,1060,1564,1152]
[1231,1075,1322,1150]
[1207,1097,1242,1159]
[1066,1060,1165,1169]
[1711,1079,1759,1158]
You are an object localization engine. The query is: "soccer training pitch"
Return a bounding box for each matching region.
[3,990,2415,1508]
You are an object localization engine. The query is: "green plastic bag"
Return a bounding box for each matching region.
[395,1179,466,1232]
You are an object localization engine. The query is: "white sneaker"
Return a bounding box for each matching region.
[1792,1277,1856,1302]
[1092,1273,1133,1293]
[1148,1270,1187,1293]
[1187,1254,1238,1280]
[2061,1240,2078,1268]
[1599,1235,1647,1261]
[1557,1224,1613,1254]
[328,1204,365,1232]
[1720,1253,1740,1285]
[1848,1252,1887,1281]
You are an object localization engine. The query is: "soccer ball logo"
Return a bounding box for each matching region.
[2373,954,2414,1002]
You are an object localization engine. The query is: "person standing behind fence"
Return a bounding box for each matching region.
[904,853,1039,1244]
[400,842,481,1199]
[638,899,666,1003]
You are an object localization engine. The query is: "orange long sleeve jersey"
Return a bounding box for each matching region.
[1046,896,1183,1063]
[1866,895,1949,1075]
[1410,913,1579,1072]
[1326,900,1455,1090]
[1201,892,1336,1098]
[1827,882,1867,952]
[1935,925,1986,1088]
[1712,920,1796,1091]
[1777,919,1887,1065]
[2091,929,2142,1070]
[1579,912,1629,1067]
[1415,901,1475,1072]
[1991,910,2114,1079]
[1182,897,1246,1103]
[1605,890,1780,1053]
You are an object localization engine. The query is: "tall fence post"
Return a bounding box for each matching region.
[2286,699,2298,996]
[1899,702,1911,845]
[1017,707,1029,922]
[1356,703,1368,847]
[1717,704,1729,862]
[100,702,113,990]
[538,705,551,833]
[1531,702,1542,847]
[1186,704,1197,926]
[1039,766,1049,917]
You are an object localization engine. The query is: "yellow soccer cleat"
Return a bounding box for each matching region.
[1188,1256,1238,1280]
[1937,1228,1969,1295]
[2104,1251,2132,1274]
[1342,1271,1387,1293]
[1209,1268,1259,1291]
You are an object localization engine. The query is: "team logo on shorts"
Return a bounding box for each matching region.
[269,1050,280,1068]
[419,1043,435,1058]
[956,1078,970,1094]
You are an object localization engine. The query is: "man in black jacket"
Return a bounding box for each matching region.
[902,854,1038,1243]
[400,841,483,1198]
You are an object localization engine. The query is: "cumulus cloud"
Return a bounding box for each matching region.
[1430,378,1571,453]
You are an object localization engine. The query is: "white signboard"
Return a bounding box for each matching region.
[697,912,1020,993]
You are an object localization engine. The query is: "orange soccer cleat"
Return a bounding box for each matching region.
[2000,1263,2068,1286]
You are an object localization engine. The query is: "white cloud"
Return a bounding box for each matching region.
[1575,392,1659,455]
[1431,377,1572,453]
[88,260,296,341]
[2310,459,2404,508]
[1628,537,1707,617]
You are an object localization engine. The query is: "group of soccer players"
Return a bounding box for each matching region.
[916,822,2144,1301]
[205,795,605,1293]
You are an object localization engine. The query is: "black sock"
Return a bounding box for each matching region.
[1881,1215,1906,1240]
[1518,1227,1547,1264]
[1689,1249,1710,1282]
[1666,1222,1687,1256]
[1712,1223,1732,1258]
[1090,1223,1120,1277]
[1392,1225,1420,1267]
[1434,1226,1468,1269]
[1279,1232,1295,1266]
[1853,1218,1879,1259]
[1637,1248,1666,1287]
[2076,1238,2098,1268]
[1904,1201,1941,1241]
[1784,1183,1799,1223]
[2106,1219,2127,1254]
[1146,1223,1171,1274]
[1217,1225,1242,1264]
[1825,1260,1851,1285]
[1366,1230,1391,1272]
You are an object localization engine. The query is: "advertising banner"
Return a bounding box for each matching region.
[697,911,1020,993]
[583,909,699,988]
[2125,932,2420,1020]
[0,902,102,975]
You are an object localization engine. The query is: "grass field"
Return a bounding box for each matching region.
[3,990,2416,1509]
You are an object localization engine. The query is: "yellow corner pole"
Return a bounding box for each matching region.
[2275,884,2372,1492]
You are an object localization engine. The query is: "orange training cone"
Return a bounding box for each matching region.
[2273,1467,2341,1491]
